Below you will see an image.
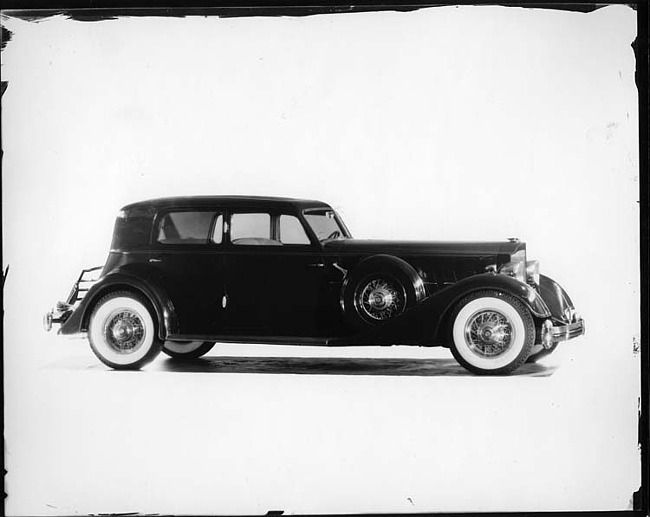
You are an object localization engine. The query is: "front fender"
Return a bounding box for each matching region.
[426,273,552,342]
[538,274,577,323]
[354,255,424,284]
[59,268,178,340]
[350,254,426,298]
[440,273,552,318]
[337,273,550,346]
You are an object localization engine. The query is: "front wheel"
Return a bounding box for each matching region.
[88,291,162,370]
[449,290,535,375]
[162,341,215,360]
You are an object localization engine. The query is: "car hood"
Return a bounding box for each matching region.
[323,238,525,258]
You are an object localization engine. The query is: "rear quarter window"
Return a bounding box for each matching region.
[158,211,219,245]
[110,206,156,250]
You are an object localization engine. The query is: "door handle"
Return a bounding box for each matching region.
[149,258,162,263]
[308,263,325,268]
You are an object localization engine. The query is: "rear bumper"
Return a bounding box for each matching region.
[43,303,73,332]
[550,318,585,343]
[43,266,102,333]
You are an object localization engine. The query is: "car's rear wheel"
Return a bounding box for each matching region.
[449,290,534,375]
[88,291,162,370]
[162,341,215,359]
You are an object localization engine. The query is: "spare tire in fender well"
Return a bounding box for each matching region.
[341,254,426,330]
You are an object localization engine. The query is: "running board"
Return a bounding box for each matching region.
[164,334,370,347]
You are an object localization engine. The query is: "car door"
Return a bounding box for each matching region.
[149,208,226,336]
[222,209,329,337]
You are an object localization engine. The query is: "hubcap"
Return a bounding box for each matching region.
[464,309,514,358]
[357,277,404,321]
[103,309,146,354]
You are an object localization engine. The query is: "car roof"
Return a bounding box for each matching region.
[121,196,332,212]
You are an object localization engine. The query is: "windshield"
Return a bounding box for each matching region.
[303,209,349,241]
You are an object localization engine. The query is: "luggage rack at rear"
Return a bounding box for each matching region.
[44,266,103,332]
[65,266,103,305]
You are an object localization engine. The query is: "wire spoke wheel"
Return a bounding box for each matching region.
[464,309,514,358]
[88,292,162,369]
[356,276,405,322]
[450,290,535,375]
[103,309,146,354]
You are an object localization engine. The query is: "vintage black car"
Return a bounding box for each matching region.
[44,196,585,375]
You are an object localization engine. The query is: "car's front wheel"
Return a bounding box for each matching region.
[449,290,535,375]
[162,341,215,360]
[88,291,162,370]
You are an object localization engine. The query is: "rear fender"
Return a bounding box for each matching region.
[59,267,178,340]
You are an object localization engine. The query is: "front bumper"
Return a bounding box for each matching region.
[550,318,585,343]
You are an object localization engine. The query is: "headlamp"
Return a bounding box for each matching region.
[525,260,540,287]
[499,250,526,283]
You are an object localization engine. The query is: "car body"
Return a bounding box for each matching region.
[44,196,585,374]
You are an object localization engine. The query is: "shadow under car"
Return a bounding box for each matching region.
[154,355,557,377]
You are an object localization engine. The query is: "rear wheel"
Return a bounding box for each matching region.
[162,341,215,360]
[449,290,534,375]
[88,291,162,370]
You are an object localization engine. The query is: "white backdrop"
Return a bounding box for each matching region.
[2,5,641,515]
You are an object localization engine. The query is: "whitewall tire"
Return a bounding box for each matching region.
[450,290,535,375]
[88,291,162,370]
[162,341,215,359]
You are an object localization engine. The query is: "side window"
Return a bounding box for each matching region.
[231,213,280,246]
[157,211,218,245]
[279,215,310,245]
